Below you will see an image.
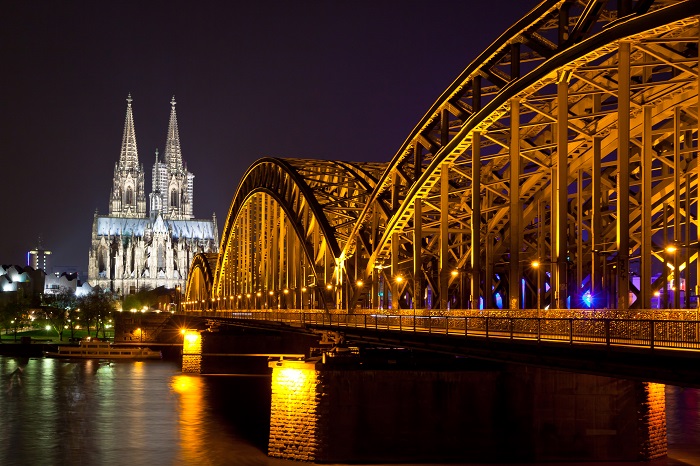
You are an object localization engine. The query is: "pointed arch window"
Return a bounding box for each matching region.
[170,189,179,208]
[125,187,134,206]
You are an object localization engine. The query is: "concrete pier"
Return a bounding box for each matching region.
[268,358,666,463]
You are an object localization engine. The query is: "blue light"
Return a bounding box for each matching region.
[494,293,503,309]
[582,290,593,307]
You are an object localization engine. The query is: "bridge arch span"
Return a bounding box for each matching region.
[184,252,218,310]
[341,0,699,312]
[202,157,386,311]
[188,0,699,314]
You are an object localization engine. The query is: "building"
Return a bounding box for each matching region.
[88,95,218,295]
[27,238,52,272]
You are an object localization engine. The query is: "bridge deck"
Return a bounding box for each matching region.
[177,310,700,387]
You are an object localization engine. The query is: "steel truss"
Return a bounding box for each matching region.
[187,0,700,313]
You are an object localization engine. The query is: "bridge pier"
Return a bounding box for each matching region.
[268,357,666,463]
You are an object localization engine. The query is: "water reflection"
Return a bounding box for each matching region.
[0,355,698,466]
[0,356,297,466]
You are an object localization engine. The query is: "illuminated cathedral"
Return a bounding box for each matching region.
[88,95,218,294]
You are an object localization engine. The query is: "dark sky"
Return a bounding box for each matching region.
[0,1,537,275]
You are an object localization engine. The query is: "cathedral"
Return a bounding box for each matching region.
[88,95,218,295]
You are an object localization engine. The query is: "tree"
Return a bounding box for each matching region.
[0,291,31,341]
[43,287,77,341]
[79,287,118,339]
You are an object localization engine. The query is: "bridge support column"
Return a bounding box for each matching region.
[413,198,423,310]
[471,132,481,310]
[439,167,450,310]
[267,359,667,463]
[509,99,521,310]
[617,41,631,310]
[641,105,653,309]
[181,330,202,374]
[555,79,569,309]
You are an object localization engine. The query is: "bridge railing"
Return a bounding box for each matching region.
[184,311,700,351]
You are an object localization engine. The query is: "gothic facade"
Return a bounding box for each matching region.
[88,95,218,294]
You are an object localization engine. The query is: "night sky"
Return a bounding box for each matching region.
[1,1,537,276]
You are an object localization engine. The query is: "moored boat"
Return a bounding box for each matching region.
[44,338,161,360]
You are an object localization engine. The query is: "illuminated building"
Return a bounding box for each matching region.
[88,95,218,295]
[27,238,51,272]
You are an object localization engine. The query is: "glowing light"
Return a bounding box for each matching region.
[283,289,289,294]
[269,291,274,296]
[666,245,678,253]
[451,270,458,277]
[326,284,333,290]
[356,280,363,288]
[256,292,261,297]
[182,330,201,353]
[653,291,661,297]
[531,260,540,268]
[395,275,404,284]
[582,290,593,307]
[45,325,51,331]
[301,287,307,292]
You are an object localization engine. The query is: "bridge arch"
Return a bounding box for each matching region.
[188,0,699,314]
[184,252,218,310]
[340,0,699,311]
[203,157,385,311]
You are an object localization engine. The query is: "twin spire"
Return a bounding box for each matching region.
[111,94,194,220]
[117,94,183,171]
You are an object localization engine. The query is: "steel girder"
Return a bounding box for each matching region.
[209,158,385,311]
[184,253,218,309]
[188,0,699,313]
[342,0,699,311]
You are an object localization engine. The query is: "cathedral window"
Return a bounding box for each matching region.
[170,189,179,208]
[125,187,133,205]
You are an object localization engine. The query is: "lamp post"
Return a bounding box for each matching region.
[356,280,364,310]
[450,269,467,309]
[531,260,542,311]
[664,242,699,309]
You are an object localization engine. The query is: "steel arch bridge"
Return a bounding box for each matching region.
[186,0,700,314]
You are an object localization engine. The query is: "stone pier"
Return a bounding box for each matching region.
[268,358,667,463]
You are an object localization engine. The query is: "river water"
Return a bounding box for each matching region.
[0,356,698,466]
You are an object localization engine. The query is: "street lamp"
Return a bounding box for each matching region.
[531,260,542,311]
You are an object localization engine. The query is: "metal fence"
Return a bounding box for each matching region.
[185,310,700,351]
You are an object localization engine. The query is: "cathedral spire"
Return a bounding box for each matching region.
[163,96,183,172]
[110,94,147,218]
[119,93,139,170]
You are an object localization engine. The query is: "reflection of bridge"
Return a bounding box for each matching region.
[185,2,700,335]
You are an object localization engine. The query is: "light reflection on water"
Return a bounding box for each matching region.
[0,356,293,466]
[0,355,698,466]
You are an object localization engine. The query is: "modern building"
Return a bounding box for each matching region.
[27,239,52,272]
[88,95,218,295]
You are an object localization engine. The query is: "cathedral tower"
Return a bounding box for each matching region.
[109,94,147,218]
[89,95,218,296]
[150,97,194,220]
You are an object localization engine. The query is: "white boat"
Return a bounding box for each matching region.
[44,339,162,360]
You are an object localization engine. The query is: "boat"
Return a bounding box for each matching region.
[44,338,162,360]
